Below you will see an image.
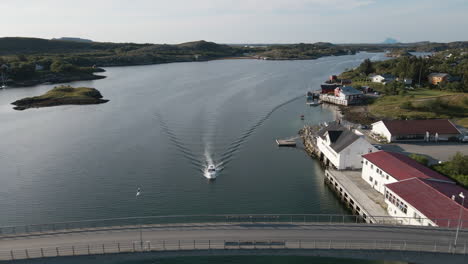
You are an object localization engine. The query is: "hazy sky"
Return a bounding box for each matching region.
[1,0,467,44]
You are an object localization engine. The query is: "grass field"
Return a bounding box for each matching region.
[366,88,468,127]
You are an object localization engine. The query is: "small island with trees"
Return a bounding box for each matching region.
[12,85,109,110]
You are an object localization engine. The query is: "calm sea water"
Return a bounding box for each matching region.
[0,52,408,263]
[0,53,388,226]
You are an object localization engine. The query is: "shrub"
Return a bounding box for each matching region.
[409,154,429,166]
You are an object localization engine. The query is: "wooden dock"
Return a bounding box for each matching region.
[276,139,297,147]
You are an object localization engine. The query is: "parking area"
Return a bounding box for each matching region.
[379,142,468,164]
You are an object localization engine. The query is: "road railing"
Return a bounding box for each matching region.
[1,238,466,261]
[0,214,467,237]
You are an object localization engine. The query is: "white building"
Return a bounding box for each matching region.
[316,122,376,170]
[385,178,468,227]
[35,64,44,71]
[361,151,452,194]
[370,74,396,83]
[371,119,461,143]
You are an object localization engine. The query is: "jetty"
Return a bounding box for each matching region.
[276,136,299,147]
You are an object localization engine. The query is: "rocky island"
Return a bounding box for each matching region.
[11,85,109,110]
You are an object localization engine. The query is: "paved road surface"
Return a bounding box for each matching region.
[1,223,466,251]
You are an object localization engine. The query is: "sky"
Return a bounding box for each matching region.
[1,0,467,44]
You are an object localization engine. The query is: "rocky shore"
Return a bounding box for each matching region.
[11,85,109,110]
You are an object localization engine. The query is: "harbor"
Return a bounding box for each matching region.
[324,169,389,223]
[298,119,390,223]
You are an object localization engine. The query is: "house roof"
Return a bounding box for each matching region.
[370,74,395,79]
[381,74,395,79]
[339,86,362,96]
[362,151,452,182]
[386,178,468,226]
[318,122,360,153]
[376,119,460,136]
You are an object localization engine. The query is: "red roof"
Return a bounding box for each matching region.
[381,119,460,135]
[386,178,468,227]
[362,151,452,182]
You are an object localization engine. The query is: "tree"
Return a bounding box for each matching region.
[432,152,468,187]
[9,62,35,80]
[359,59,374,76]
[50,60,76,73]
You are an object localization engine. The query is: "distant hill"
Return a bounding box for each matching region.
[0,37,150,55]
[52,37,93,43]
[382,38,399,44]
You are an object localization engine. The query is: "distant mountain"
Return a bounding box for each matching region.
[382,38,399,44]
[53,37,93,43]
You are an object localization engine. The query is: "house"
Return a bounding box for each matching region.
[319,86,363,106]
[362,86,373,94]
[370,74,396,83]
[371,119,461,143]
[427,73,450,85]
[403,78,412,86]
[361,151,452,194]
[320,83,340,94]
[35,64,44,71]
[334,86,363,103]
[385,178,468,227]
[316,122,376,170]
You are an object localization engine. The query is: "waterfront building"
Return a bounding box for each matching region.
[316,122,376,170]
[319,86,363,106]
[361,151,452,194]
[371,119,461,143]
[385,177,468,227]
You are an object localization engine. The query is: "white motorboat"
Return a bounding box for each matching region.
[306,99,322,106]
[204,165,217,180]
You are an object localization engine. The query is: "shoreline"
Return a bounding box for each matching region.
[6,52,359,89]
[8,73,106,88]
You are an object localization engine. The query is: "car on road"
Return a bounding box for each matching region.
[373,144,383,150]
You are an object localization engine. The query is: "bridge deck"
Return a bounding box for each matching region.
[1,222,467,262]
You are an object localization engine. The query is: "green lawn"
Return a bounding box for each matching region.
[367,88,468,127]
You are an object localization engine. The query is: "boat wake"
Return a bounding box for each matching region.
[155,94,303,180]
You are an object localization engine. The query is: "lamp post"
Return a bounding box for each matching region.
[136,188,143,251]
[454,192,465,251]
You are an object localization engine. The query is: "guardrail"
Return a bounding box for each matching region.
[1,238,466,261]
[1,214,467,236]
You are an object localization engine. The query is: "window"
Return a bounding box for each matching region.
[414,213,423,223]
[369,176,373,182]
[386,191,407,214]
[365,160,368,165]
[371,164,374,169]
[386,175,389,180]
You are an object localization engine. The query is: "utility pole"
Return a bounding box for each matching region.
[136,188,143,251]
[454,192,465,252]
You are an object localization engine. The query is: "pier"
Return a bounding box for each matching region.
[319,94,349,106]
[276,136,299,147]
[324,169,389,223]
[300,124,390,223]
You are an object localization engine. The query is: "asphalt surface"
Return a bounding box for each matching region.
[1,223,466,251]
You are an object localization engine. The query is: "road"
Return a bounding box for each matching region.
[1,222,466,251]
